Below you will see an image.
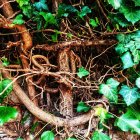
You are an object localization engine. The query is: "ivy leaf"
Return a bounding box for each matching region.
[13,14,25,25]
[22,5,33,18]
[99,78,120,103]
[51,33,58,42]
[116,33,131,44]
[132,0,140,6]
[67,33,73,39]
[57,4,78,18]
[91,131,111,140]
[115,44,128,55]
[40,131,54,140]
[116,110,140,134]
[78,6,91,19]
[89,19,98,28]
[110,13,131,27]
[119,6,140,24]
[77,67,89,78]
[119,85,140,106]
[16,138,24,140]
[120,51,134,69]
[0,106,18,125]
[107,0,122,9]
[135,77,140,88]
[76,101,91,113]
[0,79,13,103]
[95,107,113,123]
[131,49,140,64]
[16,0,29,7]
[16,0,32,18]
[1,56,10,66]
[33,0,48,11]
[39,12,57,27]
[128,104,140,120]
[67,138,77,140]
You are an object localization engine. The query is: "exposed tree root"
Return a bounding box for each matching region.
[35,39,117,51]
[0,61,94,127]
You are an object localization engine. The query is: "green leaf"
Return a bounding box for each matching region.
[76,101,91,113]
[0,106,18,125]
[119,6,140,24]
[78,6,91,19]
[1,56,10,66]
[119,85,140,106]
[57,4,78,18]
[89,19,98,28]
[77,67,89,78]
[22,5,33,18]
[67,138,77,140]
[51,33,58,42]
[131,49,140,64]
[110,13,131,27]
[116,33,129,44]
[13,14,25,25]
[135,77,140,88]
[40,131,54,140]
[99,78,120,103]
[116,110,140,134]
[16,138,24,140]
[128,104,140,120]
[39,12,57,27]
[107,0,122,9]
[16,0,30,7]
[0,79,13,103]
[106,25,112,32]
[33,0,48,11]
[91,131,111,140]
[120,52,134,69]
[115,44,128,55]
[16,0,32,18]
[132,0,140,6]
[31,122,39,133]
[67,33,73,39]
[95,107,113,123]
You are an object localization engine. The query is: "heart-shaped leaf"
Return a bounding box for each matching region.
[99,78,120,103]
[33,0,48,11]
[95,107,113,123]
[40,131,54,140]
[91,131,111,140]
[0,79,13,103]
[120,51,134,69]
[13,14,25,25]
[77,67,89,78]
[119,85,140,106]
[67,138,77,140]
[135,77,140,88]
[119,6,140,24]
[78,6,91,19]
[0,106,18,125]
[77,101,91,113]
[116,110,140,134]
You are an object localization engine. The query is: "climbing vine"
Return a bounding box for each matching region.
[0,0,140,139]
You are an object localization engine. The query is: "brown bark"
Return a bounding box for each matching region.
[52,0,62,12]
[58,49,73,118]
[0,0,14,17]
[0,0,38,121]
[35,39,117,51]
[20,54,38,106]
[0,61,93,127]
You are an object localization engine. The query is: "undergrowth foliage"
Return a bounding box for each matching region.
[0,0,140,139]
